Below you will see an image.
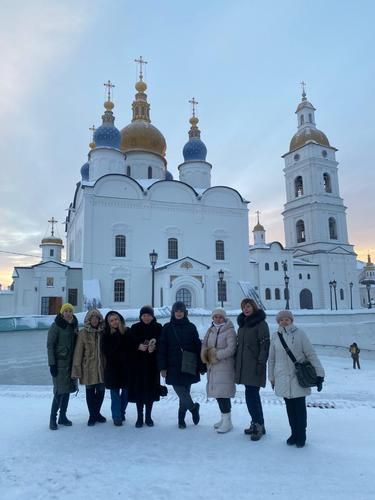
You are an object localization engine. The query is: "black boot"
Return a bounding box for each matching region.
[190,402,200,425]
[58,394,72,426]
[49,395,60,430]
[178,409,187,429]
[145,402,154,427]
[95,388,106,423]
[135,402,144,428]
[86,388,96,426]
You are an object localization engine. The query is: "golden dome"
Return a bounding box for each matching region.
[41,237,63,245]
[104,100,114,111]
[289,126,330,152]
[120,79,166,157]
[120,121,166,156]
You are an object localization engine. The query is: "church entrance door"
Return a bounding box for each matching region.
[175,288,192,308]
[299,289,313,309]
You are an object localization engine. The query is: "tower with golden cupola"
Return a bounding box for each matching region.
[120,57,167,180]
[282,84,358,309]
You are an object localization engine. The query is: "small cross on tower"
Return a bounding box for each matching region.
[89,124,96,140]
[103,80,115,101]
[300,80,307,99]
[48,217,58,237]
[255,210,261,225]
[189,97,198,117]
[134,56,148,80]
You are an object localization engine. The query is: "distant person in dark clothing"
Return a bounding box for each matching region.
[349,342,361,369]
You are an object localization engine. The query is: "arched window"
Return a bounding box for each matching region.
[300,115,304,125]
[275,288,281,300]
[114,279,125,302]
[296,220,306,243]
[168,238,178,259]
[215,240,225,260]
[294,176,304,197]
[299,273,302,279]
[265,288,271,300]
[176,288,192,308]
[126,165,131,176]
[329,217,338,240]
[115,235,126,257]
[217,280,227,303]
[323,173,332,193]
[340,288,344,300]
[274,262,279,271]
[148,166,152,179]
[265,263,270,271]
[308,113,312,123]
[307,273,311,280]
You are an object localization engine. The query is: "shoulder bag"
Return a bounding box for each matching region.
[277,331,318,388]
[172,326,198,376]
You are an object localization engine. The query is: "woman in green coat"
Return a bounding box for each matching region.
[235,298,270,441]
[47,303,78,430]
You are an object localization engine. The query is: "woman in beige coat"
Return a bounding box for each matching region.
[201,308,236,433]
[72,309,106,426]
[268,310,325,448]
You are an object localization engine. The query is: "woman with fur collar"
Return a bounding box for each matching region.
[268,310,324,448]
[47,303,79,430]
[201,308,236,433]
[72,309,106,426]
[235,298,270,441]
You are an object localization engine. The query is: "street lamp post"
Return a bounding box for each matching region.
[149,249,158,307]
[349,282,353,310]
[218,269,224,308]
[282,261,290,310]
[332,279,338,310]
[329,281,333,310]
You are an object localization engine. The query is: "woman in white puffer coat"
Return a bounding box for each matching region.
[201,308,236,433]
[268,310,325,448]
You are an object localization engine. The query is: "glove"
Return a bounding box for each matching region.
[316,376,324,392]
[160,370,167,378]
[256,363,264,377]
[49,365,58,377]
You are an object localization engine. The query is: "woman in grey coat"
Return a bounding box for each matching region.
[201,308,236,433]
[235,298,270,441]
[268,310,325,448]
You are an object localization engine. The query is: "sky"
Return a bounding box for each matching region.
[0,0,374,287]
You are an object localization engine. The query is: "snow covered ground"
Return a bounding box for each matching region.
[1,335,375,499]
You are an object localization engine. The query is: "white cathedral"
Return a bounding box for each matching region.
[4,65,373,316]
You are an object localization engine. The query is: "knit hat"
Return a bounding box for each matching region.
[60,303,74,314]
[171,301,187,317]
[211,308,227,319]
[276,310,294,323]
[139,305,155,318]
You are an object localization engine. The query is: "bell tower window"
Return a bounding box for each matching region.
[323,173,332,193]
[296,220,306,243]
[294,176,304,197]
[329,217,338,240]
[148,166,152,179]
[300,115,304,125]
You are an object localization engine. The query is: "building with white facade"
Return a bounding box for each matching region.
[0,71,369,315]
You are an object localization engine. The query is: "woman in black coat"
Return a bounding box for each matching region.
[101,311,130,426]
[158,301,202,429]
[128,306,163,428]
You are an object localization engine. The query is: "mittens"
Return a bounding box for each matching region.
[316,376,324,392]
[49,365,58,377]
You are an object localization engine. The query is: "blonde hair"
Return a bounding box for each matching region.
[108,313,125,335]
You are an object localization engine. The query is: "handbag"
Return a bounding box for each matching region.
[277,332,318,388]
[172,326,198,376]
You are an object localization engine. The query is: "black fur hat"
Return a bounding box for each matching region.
[139,305,155,318]
[171,301,187,317]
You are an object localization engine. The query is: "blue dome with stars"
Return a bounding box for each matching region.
[165,170,174,180]
[80,162,89,181]
[94,124,121,149]
[183,137,207,161]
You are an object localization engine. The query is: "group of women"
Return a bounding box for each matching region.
[47,298,324,448]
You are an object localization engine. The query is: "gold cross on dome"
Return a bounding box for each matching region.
[134,56,148,80]
[48,217,58,237]
[189,97,198,117]
[300,80,307,98]
[103,80,115,101]
[89,124,96,139]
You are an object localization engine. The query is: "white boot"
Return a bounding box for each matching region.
[217,413,233,433]
[214,414,223,430]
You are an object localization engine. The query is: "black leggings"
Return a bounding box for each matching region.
[216,398,231,414]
